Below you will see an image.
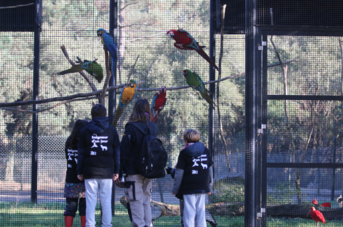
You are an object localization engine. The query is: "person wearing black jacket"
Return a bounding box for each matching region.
[119,99,158,227]
[64,119,88,227]
[77,104,120,227]
[171,129,213,227]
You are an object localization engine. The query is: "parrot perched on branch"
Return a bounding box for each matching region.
[151,86,167,123]
[183,69,216,109]
[97,28,117,73]
[57,58,104,83]
[167,29,219,71]
[112,79,137,127]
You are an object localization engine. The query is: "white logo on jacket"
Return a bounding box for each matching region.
[100,144,108,151]
[192,170,198,174]
[91,134,108,148]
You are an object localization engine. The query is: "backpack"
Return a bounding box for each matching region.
[128,122,167,179]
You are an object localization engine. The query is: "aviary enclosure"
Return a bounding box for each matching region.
[1,0,343,226]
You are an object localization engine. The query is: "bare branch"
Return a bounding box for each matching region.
[0,59,294,108]
[127,55,139,83]
[0,97,94,114]
[217,4,230,172]
[101,46,111,104]
[120,2,139,11]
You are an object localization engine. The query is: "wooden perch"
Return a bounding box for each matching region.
[217,3,230,172]
[120,196,343,221]
[0,58,297,109]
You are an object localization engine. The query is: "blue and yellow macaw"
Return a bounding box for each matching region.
[97,28,117,74]
[112,79,137,127]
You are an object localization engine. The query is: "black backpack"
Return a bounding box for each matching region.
[129,122,167,179]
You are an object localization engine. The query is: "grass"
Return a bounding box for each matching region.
[0,202,342,226]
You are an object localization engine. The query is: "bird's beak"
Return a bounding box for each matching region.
[97,31,102,36]
[306,210,310,218]
[167,31,174,38]
[183,70,187,77]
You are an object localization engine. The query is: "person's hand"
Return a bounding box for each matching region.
[113,174,119,181]
[77,175,84,181]
[165,167,173,174]
[207,192,211,195]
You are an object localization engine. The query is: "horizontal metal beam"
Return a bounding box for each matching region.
[267,162,343,168]
[268,95,343,101]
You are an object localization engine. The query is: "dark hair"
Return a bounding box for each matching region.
[183,129,200,143]
[66,120,88,149]
[91,103,106,118]
[129,99,151,122]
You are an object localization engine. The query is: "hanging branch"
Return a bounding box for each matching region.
[0,97,93,114]
[217,4,230,172]
[127,55,140,82]
[101,46,112,104]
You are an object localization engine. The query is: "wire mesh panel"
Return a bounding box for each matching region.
[0,0,243,226]
[263,34,343,226]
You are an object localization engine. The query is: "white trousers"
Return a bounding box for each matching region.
[183,194,206,227]
[125,174,153,227]
[85,179,113,227]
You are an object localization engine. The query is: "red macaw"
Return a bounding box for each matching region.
[151,86,167,123]
[167,28,219,71]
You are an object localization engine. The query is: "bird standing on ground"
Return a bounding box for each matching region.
[183,69,216,109]
[151,86,167,123]
[337,195,343,207]
[167,28,219,71]
[311,199,331,208]
[309,207,325,227]
[112,79,137,127]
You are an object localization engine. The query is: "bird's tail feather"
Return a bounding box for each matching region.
[112,106,125,127]
[200,90,216,109]
[195,47,219,71]
[57,68,79,75]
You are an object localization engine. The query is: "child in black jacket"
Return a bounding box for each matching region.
[64,119,88,227]
[171,129,213,227]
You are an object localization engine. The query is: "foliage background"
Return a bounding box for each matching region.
[1,0,343,226]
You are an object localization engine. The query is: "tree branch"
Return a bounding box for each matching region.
[0,59,296,108]
[60,45,99,95]
[217,4,230,172]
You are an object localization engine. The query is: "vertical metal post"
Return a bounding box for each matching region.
[109,0,118,216]
[209,0,216,169]
[255,28,262,227]
[261,33,268,227]
[31,0,42,203]
[245,0,257,226]
[332,137,336,201]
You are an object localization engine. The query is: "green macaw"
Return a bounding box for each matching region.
[57,58,104,83]
[183,69,216,109]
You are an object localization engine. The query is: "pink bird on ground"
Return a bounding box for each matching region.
[309,207,325,227]
[312,199,331,208]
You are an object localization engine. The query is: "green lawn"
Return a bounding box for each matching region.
[0,202,342,226]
